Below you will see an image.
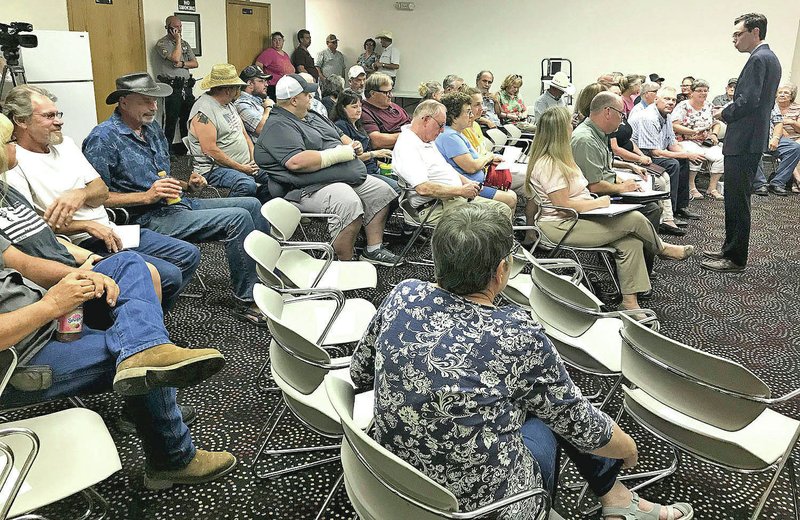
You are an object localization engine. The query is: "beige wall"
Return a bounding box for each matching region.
[305,0,800,100]
[792,20,800,85]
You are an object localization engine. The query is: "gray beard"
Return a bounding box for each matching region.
[48,132,64,146]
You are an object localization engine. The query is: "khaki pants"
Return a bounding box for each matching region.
[418,195,513,225]
[539,211,664,294]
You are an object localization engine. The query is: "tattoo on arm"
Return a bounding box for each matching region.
[197,113,210,124]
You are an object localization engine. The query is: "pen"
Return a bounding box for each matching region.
[610,197,622,201]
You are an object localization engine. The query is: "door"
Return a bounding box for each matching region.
[226,0,271,73]
[67,0,146,123]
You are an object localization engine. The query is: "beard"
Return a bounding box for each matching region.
[47,131,64,146]
[142,113,156,124]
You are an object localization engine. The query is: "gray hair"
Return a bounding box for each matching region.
[321,74,345,97]
[690,79,710,91]
[779,83,798,103]
[589,91,621,114]
[641,81,660,94]
[432,203,513,295]
[442,74,464,91]
[412,99,444,120]
[365,72,392,98]
[418,80,443,100]
[2,85,57,123]
[656,85,677,99]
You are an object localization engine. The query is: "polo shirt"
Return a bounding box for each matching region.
[378,44,400,78]
[291,46,318,81]
[392,126,461,207]
[360,100,411,135]
[571,119,615,185]
[630,104,677,151]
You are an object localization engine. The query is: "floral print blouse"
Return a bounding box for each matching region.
[498,90,528,122]
[357,52,378,74]
[672,100,715,143]
[350,279,613,519]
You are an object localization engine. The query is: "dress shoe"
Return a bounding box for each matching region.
[754,186,769,196]
[673,218,689,227]
[675,208,701,220]
[702,250,725,260]
[114,344,225,396]
[658,223,686,236]
[700,258,745,272]
[144,449,237,490]
[638,289,654,301]
[769,185,788,196]
[117,404,197,435]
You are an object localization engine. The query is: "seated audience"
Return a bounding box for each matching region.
[82,72,271,325]
[347,65,367,96]
[320,74,345,116]
[255,32,295,101]
[356,38,378,75]
[752,93,800,196]
[442,74,464,93]
[531,106,694,311]
[533,71,574,124]
[435,92,517,211]
[350,202,694,520]
[774,84,800,192]
[297,72,329,115]
[671,79,725,200]
[2,85,200,311]
[461,87,492,153]
[234,65,274,143]
[186,64,265,199]
[629,81,660,121]
[475,70,502,129]
[330,89,398,192]
[417,80,443,101]
[360,72,411,149]
[630,86,703,222]
[392,100,512,223]
[254,74,401,265]
[0,124,235,488]
[677,76,695,104]
[498,73,530,127]
[315,34,346,81]
[572,82,607,128]
[619,74,642,116]
[290,29,317,81]
[712,77,737,107]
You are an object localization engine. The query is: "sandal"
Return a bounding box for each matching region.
[705,189,724,200]
[602,491,694,520]
[689,189,703,200]
[234,305,269,327]
[659,244,695,261]
[792,184,800,194]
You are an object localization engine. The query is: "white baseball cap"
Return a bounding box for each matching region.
[348,65,366,79]
[275,74,318,100]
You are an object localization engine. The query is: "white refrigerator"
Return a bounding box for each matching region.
[19,30,98,145]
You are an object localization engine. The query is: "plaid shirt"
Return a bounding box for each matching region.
[630,104,676,151]
[234,91,266,142]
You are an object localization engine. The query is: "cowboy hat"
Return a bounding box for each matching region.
[105,72,172,104]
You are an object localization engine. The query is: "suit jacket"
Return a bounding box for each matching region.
[722,43,781,156]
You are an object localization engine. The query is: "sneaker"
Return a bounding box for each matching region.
[360,246,404,267]
[117,404,197,435]
[113,344,225,396]
[144,449,237,490]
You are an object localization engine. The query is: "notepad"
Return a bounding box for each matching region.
[619,190,670,198]
[114,225,140,249]
[581,203,643,217]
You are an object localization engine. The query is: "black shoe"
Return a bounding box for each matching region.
[769,185,789,196]
[658,223,686,236]
[675,208,701,220]
[754,186,769,196]
[702,250,725,260]
[118,404,197,435]
[673,218,689,227]
[638,289,654,300]
[700,258,746,272]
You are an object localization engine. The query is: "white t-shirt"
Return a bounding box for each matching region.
[392,125,461,207]
[7,136,112,243]
[379,44,400,78]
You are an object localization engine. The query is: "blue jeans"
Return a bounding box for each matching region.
[136,197,269,302]
[521,418,621,497]
[205,167,271,202]
[1,252,195,470]
[753,137,800,188]
[82,228,200,312]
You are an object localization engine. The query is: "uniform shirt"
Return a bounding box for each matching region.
[392,125,461,207]
[187,93,251,175]
[234,91,266,142]
[315,48,346,79]
[378,44,400,78]
[154,35,195,79]
[571,119,615,185]
[630,104,677,151]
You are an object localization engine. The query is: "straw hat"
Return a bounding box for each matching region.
[200,64,247,90]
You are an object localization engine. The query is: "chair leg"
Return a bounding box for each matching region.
[789,455,799,520]
[599,253,621,297]
[314,471,345,520]
[750,430,800,520]
[255,359,279,394]
[11,485,111,520]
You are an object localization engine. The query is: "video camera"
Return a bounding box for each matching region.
[0,22,38,66]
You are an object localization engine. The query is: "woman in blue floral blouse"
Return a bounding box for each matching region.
[350,203,693,520]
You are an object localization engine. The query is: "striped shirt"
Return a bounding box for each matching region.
[630,103,676,151]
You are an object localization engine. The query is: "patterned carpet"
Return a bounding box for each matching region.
[6,166,800,520]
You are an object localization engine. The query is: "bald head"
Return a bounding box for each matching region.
[589,92,624,134]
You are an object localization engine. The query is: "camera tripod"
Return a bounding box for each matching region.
[0,61,28,94]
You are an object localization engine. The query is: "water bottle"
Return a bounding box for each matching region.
[157,171,182,205]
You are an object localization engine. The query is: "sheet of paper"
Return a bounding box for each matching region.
[502,146,523,162]
[581,203,643,216]
[182,22,198,49]
[115,225,140,249]
[619,190,670,197]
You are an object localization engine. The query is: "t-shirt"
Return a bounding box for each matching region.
[462,121,487,153]
[528,156,593,221]
[378,44,400,78]
[334,119,378,175]
[291,46,318,81]
[782,103,800,140]
[315,48,346,79]
[187,93,251,174]
[360,100,411,136]
[435,127,483,181]
[392,126,461,207]
[154,35,195,79]
[255,48,295,86]
[609,117,634,153]
[6,136,113,244]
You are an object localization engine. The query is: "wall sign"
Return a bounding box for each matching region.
[178,0,196,12]
[174,12,202,56]
[95,0,113,4]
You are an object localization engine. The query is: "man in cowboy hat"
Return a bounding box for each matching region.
[186,63,266,200]
[234,65,274,142]
[374,30,400,82]
[532,70,575,124]
[82,72,271,327]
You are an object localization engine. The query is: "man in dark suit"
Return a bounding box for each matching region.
[702,13,781,273]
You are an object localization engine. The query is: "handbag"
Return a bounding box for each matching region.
[484,164,512,191]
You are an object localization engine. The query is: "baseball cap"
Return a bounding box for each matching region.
[649,73,665,82]
[348,65,366,79]
[239,65,271,82]
[275,74,319,100]
[326,34,339,43]
[727,77,738,86]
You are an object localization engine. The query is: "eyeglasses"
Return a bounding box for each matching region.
[427,116,445,129]
[607,106,625,118]
[34,111,63,120]
[378,89,393,96]
[732,29,751,39]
